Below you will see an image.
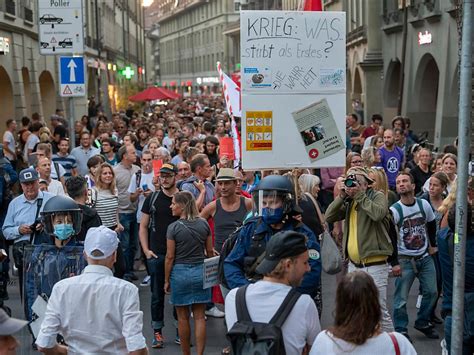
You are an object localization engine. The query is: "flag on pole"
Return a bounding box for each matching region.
[217,62,241,169]
[302,0,323,11]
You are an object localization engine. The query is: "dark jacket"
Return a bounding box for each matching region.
[224,216,322,298]
[76,205,102,242]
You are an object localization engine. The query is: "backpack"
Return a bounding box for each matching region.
[217,225,244,289]
[147,190,162,232]
[227,284,301,355]
[392,198,427,228]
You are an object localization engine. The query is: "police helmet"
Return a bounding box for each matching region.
[253,175,296,215]
[41,195,83,237]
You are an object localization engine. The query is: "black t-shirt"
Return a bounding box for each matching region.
[141,191,178,255]
[411,165,432,195]
[299,196,324,237]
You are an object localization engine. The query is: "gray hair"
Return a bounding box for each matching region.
[155,147,170,157]
[298,174,321,195]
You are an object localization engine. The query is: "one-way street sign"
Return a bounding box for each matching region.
[59,57,85,97]
[38,0,84,55]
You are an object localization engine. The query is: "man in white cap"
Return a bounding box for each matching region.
[0,308,28,354]
[36,225,148,354]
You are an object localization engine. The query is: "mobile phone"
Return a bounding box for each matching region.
[142,184,148,191]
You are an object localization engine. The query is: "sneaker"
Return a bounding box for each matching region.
[400,332,413,343]
[414,325,440,339]
[205,306,225,318]
[152,331,164,348]
[441,338,449,355]
[140,275,151,287]
[174,334,181,345]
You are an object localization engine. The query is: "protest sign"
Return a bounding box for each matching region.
[152,159,163,177]
[203,256,220,289]
[240,11,346,169]
[219,137,236,159]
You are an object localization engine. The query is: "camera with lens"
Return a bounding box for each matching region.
[344,174,358,188]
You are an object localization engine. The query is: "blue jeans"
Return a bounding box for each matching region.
[147,255,166,330]
[119,213,138,275]
[393,255,438,332]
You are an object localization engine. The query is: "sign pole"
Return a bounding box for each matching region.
[69,98,76,149]
[451,1,473,353]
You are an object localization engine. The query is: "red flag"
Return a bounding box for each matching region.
[304,0,322,11]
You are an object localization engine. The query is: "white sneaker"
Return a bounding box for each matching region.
[140,275,151,287]
[440,339,448,355]
[205,306,225,318]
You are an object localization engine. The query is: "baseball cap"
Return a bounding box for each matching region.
[256,231,308,275]
[215,168,236,182]
[84,226,119,260]
[0,308,28,335]
[160,163,178,174]
[346,167,375,184]
[19,168,39,183]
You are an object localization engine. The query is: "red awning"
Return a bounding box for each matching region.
[129,87,181,102]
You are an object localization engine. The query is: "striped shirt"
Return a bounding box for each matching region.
[93,188,119,228]
[52,153,77,179]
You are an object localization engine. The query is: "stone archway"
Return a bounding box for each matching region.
[39,71,55,120]
[409,54,439,140]
[22,68,32,117]
[0,66,14,129]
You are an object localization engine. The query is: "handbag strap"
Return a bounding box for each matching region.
[305,192,327,231]
[388,332,400,355]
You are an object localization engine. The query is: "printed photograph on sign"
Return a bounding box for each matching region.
[246,110,273,151]
[292,98,344,162]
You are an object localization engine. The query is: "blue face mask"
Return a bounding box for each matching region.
[54,224,74,241]
[261,207,285,224]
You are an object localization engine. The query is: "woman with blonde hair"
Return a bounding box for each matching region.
[361,147,382,168]
[165,191,214,355]
[423,153,457,194]
[92,162,123,233]
[368,168,398,206]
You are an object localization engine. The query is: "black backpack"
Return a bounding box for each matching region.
[227,284,301,355]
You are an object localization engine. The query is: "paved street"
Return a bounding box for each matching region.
[7,270,444,354]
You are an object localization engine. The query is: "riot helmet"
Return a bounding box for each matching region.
[41,195,82,241]
[252,175,295,224]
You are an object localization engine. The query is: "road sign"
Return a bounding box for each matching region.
[59,57,85,97]
[38,0,84,55]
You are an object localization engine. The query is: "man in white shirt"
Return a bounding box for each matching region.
[36,157,65,196]
[2,118,17,167]
[225,231,321,354]
[23,122,42,162]
[36,226,148,355]
[128,150,155,224]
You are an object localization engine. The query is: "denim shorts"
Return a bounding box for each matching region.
[170,263,211,306]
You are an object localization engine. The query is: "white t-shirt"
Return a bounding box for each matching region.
[225,281,320,354]
[390,198,436,257]
[44,179,66,196]
[24,134,39,161]
[127,171,155,223]
[310,330,416,355]
[3,130,16,161]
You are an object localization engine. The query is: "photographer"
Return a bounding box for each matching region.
[326,167,396,332]
[2,168,54,299]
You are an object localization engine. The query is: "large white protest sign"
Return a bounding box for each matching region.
[241,11,346,169]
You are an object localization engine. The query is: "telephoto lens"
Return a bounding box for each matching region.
[344,174,358,188]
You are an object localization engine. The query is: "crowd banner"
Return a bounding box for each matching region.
[203,256,220,289]
[240,11,346,169]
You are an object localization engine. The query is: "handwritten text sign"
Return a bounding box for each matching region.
[241,11,345,94]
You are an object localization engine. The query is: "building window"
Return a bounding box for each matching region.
[5,0,16,16]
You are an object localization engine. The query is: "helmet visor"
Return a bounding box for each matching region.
[252,190,286,216]
[43,211,83,237]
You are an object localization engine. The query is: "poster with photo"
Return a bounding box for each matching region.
[292,99,344,162]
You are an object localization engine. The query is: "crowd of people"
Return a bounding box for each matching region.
[0,97,472,354]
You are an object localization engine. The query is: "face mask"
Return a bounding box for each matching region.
[54,224,74,241]
[261,207,285,224]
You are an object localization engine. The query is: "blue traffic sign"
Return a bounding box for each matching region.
[59,57,84,85]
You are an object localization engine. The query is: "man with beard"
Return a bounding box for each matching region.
[378,129,404,190]
[139,163,179,348]
[390,172,438,341]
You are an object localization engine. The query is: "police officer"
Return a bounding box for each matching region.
[224,175,322,298]
[25,195,86,323]
[2,168,54,299]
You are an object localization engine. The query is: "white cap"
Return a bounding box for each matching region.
[84,226,119,260]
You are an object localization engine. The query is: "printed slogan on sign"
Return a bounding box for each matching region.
[240,11,346,170]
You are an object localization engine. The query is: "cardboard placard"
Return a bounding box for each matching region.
[203,256,220,289]
[219,137,235,160]
[152,159,163,176]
